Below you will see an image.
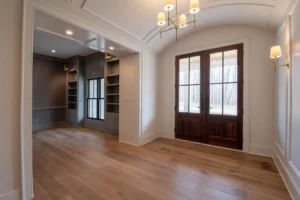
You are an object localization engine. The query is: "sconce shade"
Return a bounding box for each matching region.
[164,0,174,11]
[179,14,187,28]
[190,0,200,14]
[270,45,282,58]
[157,12,166,26]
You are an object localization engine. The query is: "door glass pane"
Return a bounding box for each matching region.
[99,99,104,119]
[179,58,189,85]
[210,84,222,115]
[100,78,104,98]
[210,52,223,83]
[223,83,238,116]
[179,86,189,112]
[189,85,200,113]
[190,56,200,84]
[224,50,238,82]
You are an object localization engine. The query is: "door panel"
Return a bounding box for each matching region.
[175,44,243,150]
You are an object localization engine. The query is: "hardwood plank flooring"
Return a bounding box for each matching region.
[33,127,291,200]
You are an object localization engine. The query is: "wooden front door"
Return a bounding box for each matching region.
[175,44,243,150]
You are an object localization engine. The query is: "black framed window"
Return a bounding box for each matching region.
[87,78,104,120]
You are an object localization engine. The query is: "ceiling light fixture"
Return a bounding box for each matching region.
[109,46,114,50]
[157,0,200,40]
[51,50,56,53]
[65,30,73,35]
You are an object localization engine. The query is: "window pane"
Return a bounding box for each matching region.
[89,80,93,98]
[88,99,92,118]
[190,56,200,84]
[223,83,238,116]
[210,84,222,115]
[93,80,97,98]
[100,99,104,119]
[100,78,104,98]
[179,58,189,85]
[224,50,238,82]
[92,99,97,118]
[179,86,189,112]
[210,52,223,83]
[189,85,200,113]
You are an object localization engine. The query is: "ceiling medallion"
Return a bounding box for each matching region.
[157,0,200,40]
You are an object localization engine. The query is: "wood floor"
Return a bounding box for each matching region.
[33,127,291,200]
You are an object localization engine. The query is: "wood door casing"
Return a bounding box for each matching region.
[175,44,243,150]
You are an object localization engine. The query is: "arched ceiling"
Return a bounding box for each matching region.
[81,0,295,52]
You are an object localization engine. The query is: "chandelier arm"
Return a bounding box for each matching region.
[160,26,177,33]
[168,18,177,28]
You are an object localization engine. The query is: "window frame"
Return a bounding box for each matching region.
[87,77,105,120]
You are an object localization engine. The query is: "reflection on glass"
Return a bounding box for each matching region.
[179,58,189,85]
[88,99,92,117]
[224,50,238,82]
[93,80,97,98]
[190,56,200,84]
[223,83,237,116]
[210,84,222,115]
[179,86,189,112]
[210,52,223,83]
[189,85,200,113]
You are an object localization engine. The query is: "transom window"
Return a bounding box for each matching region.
[87,78,104,120]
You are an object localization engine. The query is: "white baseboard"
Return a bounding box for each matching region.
[139,131,159,146]
[273,146,300,200]
[32,121,67,131]
[249,144,274,157]
[0,189,21,200]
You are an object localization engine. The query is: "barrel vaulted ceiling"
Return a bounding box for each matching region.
[64,0,295,52]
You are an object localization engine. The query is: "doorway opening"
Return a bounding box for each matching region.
[175,44,244,150]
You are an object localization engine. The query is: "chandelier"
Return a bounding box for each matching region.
[157,0,200,40]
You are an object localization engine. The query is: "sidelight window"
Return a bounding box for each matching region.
[87,78,105,120]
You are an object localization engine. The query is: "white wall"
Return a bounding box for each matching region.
[158,25,275,156]
[140,49,160,145]
[0,0,22,200]
[119,53,141,145]
[274,1,300,199]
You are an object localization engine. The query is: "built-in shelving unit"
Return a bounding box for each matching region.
[106,59,120,114]
[66,56,85,126]
[68,70,78,110]
[105,58,120,135]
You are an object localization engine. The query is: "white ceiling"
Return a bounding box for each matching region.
[81,0,295,51]
[33,11,136,59]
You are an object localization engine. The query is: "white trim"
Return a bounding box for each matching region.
[289,161,300,179]
[168,38,251,153]
[139,132,160,146]
[249,144,274,157]
[273,147,300,200]
[0,189,21,200]
[81,0,142,41]
[276,142,285,157]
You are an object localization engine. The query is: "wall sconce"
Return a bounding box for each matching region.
[270,45,289,72]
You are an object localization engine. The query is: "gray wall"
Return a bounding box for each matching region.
[32,54,67,130]
[84,52,105,130]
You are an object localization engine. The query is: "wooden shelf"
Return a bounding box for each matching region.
[68,88,77,90]
[107,93,119,96]
[107,74,119,77]
[107,84,119,87]
[68,102,77,104]
[107,103,119,105]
